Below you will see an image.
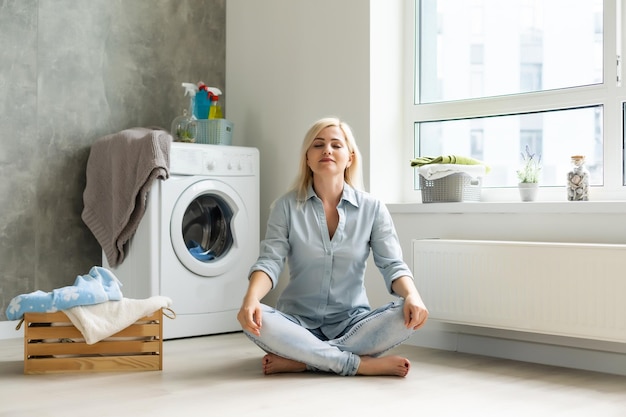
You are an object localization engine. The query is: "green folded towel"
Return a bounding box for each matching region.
[410,155,491,173]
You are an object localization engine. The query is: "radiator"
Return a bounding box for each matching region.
[412,239,626,343]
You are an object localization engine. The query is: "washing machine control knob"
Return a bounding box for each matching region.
[206,160,215,171]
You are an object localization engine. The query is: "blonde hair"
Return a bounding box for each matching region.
[291,117,364,203]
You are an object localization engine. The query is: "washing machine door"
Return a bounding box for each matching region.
[170,179,248,277]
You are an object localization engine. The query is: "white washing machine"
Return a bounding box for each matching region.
[104,142,259,339]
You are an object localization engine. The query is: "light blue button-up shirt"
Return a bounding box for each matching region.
[250,184,413,339]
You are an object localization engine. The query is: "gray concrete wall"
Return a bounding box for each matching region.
[0,0,225,320]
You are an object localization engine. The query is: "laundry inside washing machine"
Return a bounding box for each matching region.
[182,194,234,262]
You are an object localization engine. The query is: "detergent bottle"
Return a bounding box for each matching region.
[195,83,223,119]
[208,93,223,119]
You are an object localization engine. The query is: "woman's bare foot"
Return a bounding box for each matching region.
[356,355,411,377]
[262,353,307,375]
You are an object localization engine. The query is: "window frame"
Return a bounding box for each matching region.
[403,0,626,203]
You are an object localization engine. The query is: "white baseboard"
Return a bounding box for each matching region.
[0,320,23,340]
[406,320,626,376]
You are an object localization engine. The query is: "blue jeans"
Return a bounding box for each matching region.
[243,300,416,376]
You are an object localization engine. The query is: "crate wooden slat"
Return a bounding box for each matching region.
[23,310,163,374]
[24,355,161,373]
[26,322,161,340]
[27,340,162,356]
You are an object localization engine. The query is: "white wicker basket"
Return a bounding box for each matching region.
[419,173,482,203]
[195,119,233,145]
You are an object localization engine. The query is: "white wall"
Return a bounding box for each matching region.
[226,1,626,375]
[369,0,409,202]
[226,0,372,303]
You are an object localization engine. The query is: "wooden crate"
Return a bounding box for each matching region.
[23,310,163,374]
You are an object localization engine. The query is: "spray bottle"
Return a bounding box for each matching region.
[171,82,199,142]
[195,82,223,119]
[181,82,198,118]
[207,87,223,119]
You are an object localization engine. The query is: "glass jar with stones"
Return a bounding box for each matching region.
[567,155,589,201]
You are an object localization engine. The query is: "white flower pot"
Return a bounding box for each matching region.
[518,182,539,202]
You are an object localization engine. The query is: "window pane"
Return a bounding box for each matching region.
[417,0,603,103]
[415,106,603,188]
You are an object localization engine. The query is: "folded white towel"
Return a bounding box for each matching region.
[63,296,172,344]
[418,163,487,181]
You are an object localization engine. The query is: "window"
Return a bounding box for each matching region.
[408,0,625,201]
[416,106,602,187]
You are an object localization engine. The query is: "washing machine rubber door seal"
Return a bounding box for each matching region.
[170,179,248,277]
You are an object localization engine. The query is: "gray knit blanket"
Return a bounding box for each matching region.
[82,127,171,267]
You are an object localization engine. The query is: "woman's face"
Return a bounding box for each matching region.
[306,126,353,178]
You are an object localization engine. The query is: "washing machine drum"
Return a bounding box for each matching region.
[182,195,233,262]
[170,180,249,277]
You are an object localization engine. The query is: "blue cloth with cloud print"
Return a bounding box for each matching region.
[5,266,123,321]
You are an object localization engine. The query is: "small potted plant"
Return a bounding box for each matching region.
[516,145,541,201]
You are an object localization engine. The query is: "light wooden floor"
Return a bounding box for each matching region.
[1,332,625,417]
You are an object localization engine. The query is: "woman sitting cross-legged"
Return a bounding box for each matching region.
[237,117,429,377]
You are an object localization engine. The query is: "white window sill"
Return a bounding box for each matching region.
[387,200,626,215]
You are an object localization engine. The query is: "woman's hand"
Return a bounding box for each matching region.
[403,292,429,330]
[237,296,263,336]
[237,271,273,336]
[391,275,429,330]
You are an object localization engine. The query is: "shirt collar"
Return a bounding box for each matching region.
[306,183,359,208]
